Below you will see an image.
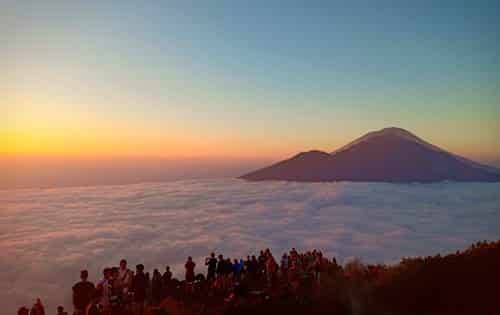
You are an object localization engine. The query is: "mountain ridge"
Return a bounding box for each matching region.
[240,127,500,182]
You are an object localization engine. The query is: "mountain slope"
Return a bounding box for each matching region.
[240,127,500,182]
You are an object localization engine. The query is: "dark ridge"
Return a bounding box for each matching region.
[225,240,500,315]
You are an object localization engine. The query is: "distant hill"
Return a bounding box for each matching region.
[240,127,500,182]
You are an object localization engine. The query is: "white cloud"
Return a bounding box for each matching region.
[1,179,499,313]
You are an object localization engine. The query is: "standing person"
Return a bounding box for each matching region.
[224,258,233,288]
[314,252,324,287]
[224,258,232,277]
[151,269,163,305]
[185,256,196,283]
[162,266,172,297]
[265,254,278,288]
[131,264,147,315]
[216,255,225,278]
[185,256,196,294]
[116,259,133,312]
[244,256,251,274]
[239,258,246,279]
[145,272,152,305]
[108,267,123,315]
[281,253,289,275]
[205,253,217,282]
[258,250,266,279]
[96,268,111,314]
[72,270,95,315]
[118,259,133,299]
[250,256,258,278]
[29,298,45,315]
[215,254,225,289]
[233,259,243,281]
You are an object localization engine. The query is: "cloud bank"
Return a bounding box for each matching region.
[1,179,499,313]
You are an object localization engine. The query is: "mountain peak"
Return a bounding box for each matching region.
[294,150,331,158]
[332,127,425,155]
[378,127,417,137]
[241,127,500,182]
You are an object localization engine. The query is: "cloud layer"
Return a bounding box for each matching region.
[1,179,499,313]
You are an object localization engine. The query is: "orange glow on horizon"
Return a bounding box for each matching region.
[3,96,498,163]
[1,125,297,160]
[3,126,498,164]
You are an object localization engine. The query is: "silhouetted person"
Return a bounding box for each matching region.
[281,253,289,273]
[265,254,278,287]
[162,265,172,297]
[145,271,152,304]
[258,250,266,277]
[72,270,95,315]
[314,252,324,285]
[205,252,217,281]
[151,269,163,305]
[56,306,68,315]
[131,264,147,315]
[233,258,243,280]
[239,258,245,277]
[251,255,259,275]
[225,258,233,277]
[216,254,225,278]
[185,256,196,282]
[29,298,45,315]
[18,306,29,315]
[244,256,251,272]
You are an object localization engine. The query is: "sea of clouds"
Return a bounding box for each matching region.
[1,179,500,313]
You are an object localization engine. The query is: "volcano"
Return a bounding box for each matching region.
[240,127,500,182]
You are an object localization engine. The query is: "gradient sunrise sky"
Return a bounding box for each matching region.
[3,1,500,164]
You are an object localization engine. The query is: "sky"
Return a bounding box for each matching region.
[2,1,500,187]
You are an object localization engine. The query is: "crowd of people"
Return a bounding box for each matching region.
[17,248,331,315]
[17,240,500,315]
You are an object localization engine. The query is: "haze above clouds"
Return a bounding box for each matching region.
[1,179,499,313]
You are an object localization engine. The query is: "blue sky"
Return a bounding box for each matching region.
[3,1,500,164]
